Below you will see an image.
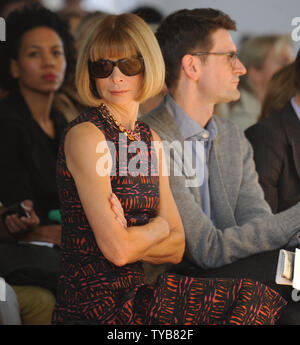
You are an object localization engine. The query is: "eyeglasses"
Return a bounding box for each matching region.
[190,51,238,67]
[88,57,144,78]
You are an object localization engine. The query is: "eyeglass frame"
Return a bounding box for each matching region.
[189,51,239,67]
[88,56,145,79]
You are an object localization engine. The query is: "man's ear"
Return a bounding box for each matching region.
[10,59,20,79]
[181,54,200,81]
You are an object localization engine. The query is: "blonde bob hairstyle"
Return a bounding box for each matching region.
[76,13,165,107]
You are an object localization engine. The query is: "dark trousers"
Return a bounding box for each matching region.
[174,248,300,325]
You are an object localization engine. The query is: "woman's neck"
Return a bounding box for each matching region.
[20,85,54,123]
[105,101,139,131]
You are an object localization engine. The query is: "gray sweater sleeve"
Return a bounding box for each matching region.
[170,130,300,269]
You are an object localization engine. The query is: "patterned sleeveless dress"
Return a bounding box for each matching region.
[52,105,287,325]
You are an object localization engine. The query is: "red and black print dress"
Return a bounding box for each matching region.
[52,106,286,325]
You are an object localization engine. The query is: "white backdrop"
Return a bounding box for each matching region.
[42,0,300,51]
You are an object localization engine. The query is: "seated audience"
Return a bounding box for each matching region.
[0,3,75,239]
[131,6,168,115]
[223,34,293,130]
[0,4,75,323]
[142,8,300,325]
[58,0,87,32]
[0,203,56,325]
[51,12,285,325]
[259,62,295,120]
[0,0,40,18]
[245,52,299,213]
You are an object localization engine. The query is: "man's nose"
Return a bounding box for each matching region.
[234,58,247,76]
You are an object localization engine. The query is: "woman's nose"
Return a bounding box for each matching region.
[42,51,55,66]
[110,67,124,83]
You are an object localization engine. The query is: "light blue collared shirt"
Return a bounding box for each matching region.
[165,94,218,221]
[291,97,300,121]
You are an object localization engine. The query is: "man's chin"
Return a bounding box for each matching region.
[219,91,241,104]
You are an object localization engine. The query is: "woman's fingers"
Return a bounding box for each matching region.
[5,214,27,234]
[110,193,127,228]
[4,200,40,235]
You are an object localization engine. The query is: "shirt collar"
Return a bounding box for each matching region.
[291,97,300,121]
[165,93,218,141]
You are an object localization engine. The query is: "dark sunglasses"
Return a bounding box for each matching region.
[88,57,144,78]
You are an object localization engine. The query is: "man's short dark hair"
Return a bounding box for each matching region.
[0,3,76,92]
[156,8,236,89]
[295,49,300,92]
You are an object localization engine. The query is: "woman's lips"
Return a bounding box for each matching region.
[110,90,128,95]
[42,73,57,82]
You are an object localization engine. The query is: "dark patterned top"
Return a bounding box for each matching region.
[52,106,287,325]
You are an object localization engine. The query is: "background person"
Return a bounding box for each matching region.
[245,51,300,213]
[54,10,108,122]
[0,4,75,323]
[258,62,295,121]
[0,202,56,325]
[0,3,75,243]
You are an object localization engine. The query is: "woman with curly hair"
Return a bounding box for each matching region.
[0,3,75,242]
[0,4,76,324]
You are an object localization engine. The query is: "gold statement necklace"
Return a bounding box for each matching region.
[98,103,141,141]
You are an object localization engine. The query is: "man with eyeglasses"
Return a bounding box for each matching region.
[142,8,300,324]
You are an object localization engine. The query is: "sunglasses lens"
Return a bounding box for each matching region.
[90,60,113,78]
[118,58,144,76]
[89,57,144,78]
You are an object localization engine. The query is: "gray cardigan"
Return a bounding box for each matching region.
[141,99,300,269]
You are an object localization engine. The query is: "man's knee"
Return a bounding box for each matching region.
[12,285,55,325]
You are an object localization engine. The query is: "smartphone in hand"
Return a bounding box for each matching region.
[1,202,31,223]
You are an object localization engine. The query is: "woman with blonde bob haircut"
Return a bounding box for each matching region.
[76,13,165,107]
[52,13,186,325]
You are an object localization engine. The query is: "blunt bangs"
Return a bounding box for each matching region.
[90,25,139,62]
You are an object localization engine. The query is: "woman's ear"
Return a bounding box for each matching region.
[10,59,20,79]
[181,54,200,81]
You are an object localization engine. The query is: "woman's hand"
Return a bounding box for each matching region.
[148,216,170,239]
[110,193,127,228]
[5,200,40,237]
[109,194,170,240]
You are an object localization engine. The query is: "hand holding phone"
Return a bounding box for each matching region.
[1,202,31,222]
[1,200,39,237]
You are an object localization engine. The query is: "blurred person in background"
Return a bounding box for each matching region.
[58,0,87,33]
[54,11,108,122]
[246,53,299,214]
[131,5,168,116]
[0,4,75,324]
[259,62,296,121]
[0,0,41,100]
[0,0,40,18]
